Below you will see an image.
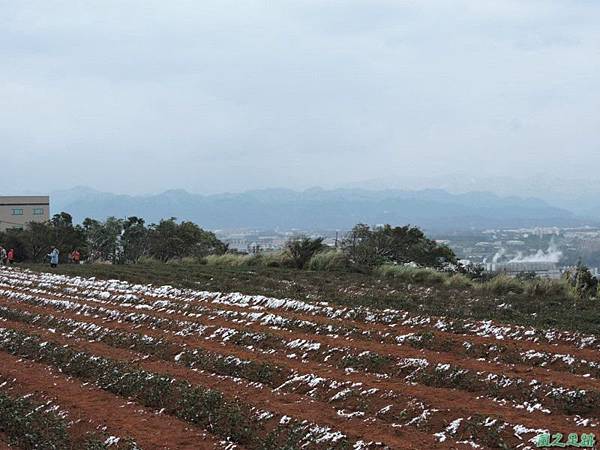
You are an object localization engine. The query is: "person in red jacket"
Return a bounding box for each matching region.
[7,249,15,264]
[72,249,81,264]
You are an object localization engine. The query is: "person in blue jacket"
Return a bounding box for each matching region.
[48,247,60,268]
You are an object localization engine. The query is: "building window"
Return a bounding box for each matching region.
[11,208,24,216]
[33,208,44,215]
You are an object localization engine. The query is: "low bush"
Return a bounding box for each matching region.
[136,255,161,265]
[166,256,200,265]
[524,278,573,299]
[285,237,324,269]
[374,264,447,284]
[307,250,350,271]
[260,252,293,268]
[477,274,525,295]
[204,254,255,267]
[444,273,474,289]
[204,252,293,268]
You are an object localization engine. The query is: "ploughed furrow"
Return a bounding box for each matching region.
[0,288,589,426]
[0,321,431,450]
[140,299,600,378]
[3,272,600,382]
[0,300,427,429]
[1,267,599,448]
[6,268,598,357]
[99,281,600,359]
[0,376,140,450]
[3,281,599,397]
[0,301,593,449]
[4,268,600,391]
[1,296,595,424]
[0,351,222,450]
[66,285,600,380]
[0,290,594,448]
[13,267,600,353]
[2,297,543,448]
[3,281,600,422]
[180,298,600,378]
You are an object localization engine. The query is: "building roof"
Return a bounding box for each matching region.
[0,196,49,205]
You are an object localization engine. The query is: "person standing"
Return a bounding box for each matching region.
[7,249,15,264]
[72,249,81,264]
[0,247,6,265]
[48,247,60,268]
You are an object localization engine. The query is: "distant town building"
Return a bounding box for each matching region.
[219,232,287,253]
[486,261,561,279]
[0,196,50,231]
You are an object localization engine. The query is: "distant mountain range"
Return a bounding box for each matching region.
[344,173,600,219]
[49,186,591,232]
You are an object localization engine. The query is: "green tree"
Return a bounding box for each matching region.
[0,227,30,262]
[147,218,226,262]
[341,224,456,269]
[564,262,598,300]
[147,218,184,262]
[83,217,124,263]
[49,212,87,262]
[285,236,325,269]
[121,217,149,263]
[25,221,53,262]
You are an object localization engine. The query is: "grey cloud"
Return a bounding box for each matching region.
[1,0,599,195]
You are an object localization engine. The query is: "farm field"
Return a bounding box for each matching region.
[0,266,599,449]
[21,262,600,336]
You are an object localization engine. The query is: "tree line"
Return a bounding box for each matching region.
[0,213,457,270]
[0,213,227,264]
[285,223,457,271]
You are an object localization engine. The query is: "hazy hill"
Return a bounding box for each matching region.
[48,187,587,232]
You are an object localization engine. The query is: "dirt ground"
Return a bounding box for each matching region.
[0,266,598,449]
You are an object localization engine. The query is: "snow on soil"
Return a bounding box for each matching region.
[0,266,598,449]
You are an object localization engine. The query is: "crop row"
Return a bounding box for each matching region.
[5,280,600,392]
[0,378,138,450]
[3,268,599,352]
[0,304,286,386]
[0,327,359,450]
[0,300,563,449]
[50,277,600,349]
[2,269,596,448]
[0,303,445,435]
[0,301,589,450]
[4,277,600,388]
[403,331,600,378]
[56,281,600,379]
[0,304,432,429]
[2,287,598,421]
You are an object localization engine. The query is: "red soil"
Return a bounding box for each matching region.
[0,351,223,450]
[1,269,598,449]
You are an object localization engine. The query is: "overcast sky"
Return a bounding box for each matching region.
[2,0,599,195]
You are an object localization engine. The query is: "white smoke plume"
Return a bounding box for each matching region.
[492,248,505,263]
[507,242,563,263]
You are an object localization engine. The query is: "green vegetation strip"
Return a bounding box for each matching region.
[23,262,600,336]
[5,280,600,383]
[0,306,434,425]
[0,305,287,386]
[0,388,136,450]
[0,327,353,449]
[1,304,597,420]
[10,276,600,379]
